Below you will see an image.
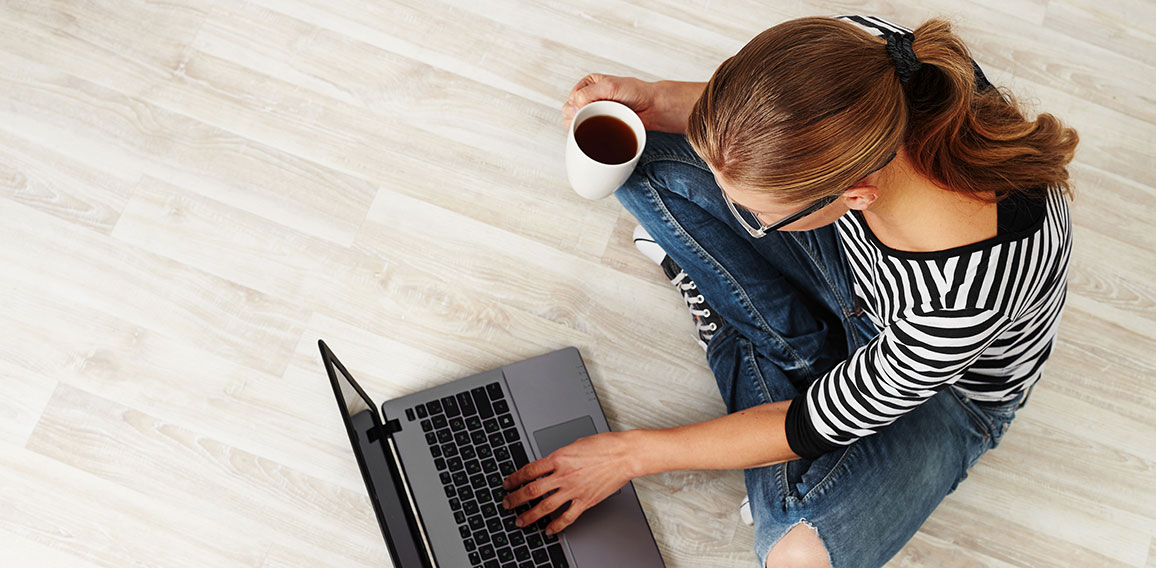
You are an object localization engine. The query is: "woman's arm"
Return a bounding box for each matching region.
[561,75,707,134]
[649,80,708,135]
[501,399,799,535]
[629,399,799,475]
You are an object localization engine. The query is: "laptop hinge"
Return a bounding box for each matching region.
[367,418,402,443]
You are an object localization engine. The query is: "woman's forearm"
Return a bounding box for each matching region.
[626,399,800,477]
[653,80,708,134]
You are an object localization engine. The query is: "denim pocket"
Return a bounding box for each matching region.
[973,395,1024,449]
[781,443,860,504]
[950,388,1025,452]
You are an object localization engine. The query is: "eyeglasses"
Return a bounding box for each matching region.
[723,152,897,238]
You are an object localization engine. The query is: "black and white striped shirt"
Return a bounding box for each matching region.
[783,16,1072,458]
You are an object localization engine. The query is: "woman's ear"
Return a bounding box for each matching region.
[842,185,879,211]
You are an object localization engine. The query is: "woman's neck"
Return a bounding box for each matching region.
[861,158,998,253]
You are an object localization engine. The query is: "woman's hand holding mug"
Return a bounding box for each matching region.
[562,74,706,134]
[562,74,706,200]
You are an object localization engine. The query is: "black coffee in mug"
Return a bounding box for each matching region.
[575,115,638,165]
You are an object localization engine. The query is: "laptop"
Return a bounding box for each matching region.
[318,340,666,568]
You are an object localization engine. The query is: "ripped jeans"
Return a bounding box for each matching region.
[615,131,1031,568]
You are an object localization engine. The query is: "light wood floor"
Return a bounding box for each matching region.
[1,1,1152,566]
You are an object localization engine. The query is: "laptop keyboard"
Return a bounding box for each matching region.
[407,382,569,568]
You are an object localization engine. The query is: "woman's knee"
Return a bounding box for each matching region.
[766,521,831,568]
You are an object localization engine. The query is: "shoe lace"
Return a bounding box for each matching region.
[672,272,718,336]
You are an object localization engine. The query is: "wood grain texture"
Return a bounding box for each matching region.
[1,0,1152,566]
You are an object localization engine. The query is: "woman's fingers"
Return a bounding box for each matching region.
[502,457,554,495]
[562,73,619,127]
[512,489,572,530]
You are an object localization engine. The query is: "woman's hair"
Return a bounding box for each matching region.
[686,17,1079,203]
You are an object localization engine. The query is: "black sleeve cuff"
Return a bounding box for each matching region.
[784,392,841,460]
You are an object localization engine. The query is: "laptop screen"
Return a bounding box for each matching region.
[320,340,431,568]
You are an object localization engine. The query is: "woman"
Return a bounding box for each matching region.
[501,15,1077,567]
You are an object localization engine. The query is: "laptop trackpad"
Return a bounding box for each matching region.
[534,416,597,457]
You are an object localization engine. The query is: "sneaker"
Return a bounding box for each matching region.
[633,226,725,351]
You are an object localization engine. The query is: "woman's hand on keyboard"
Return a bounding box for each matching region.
[500,430,641,535]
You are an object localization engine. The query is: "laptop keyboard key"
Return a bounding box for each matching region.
[526,534,543,549]
[509,532,524,547]
[489,433,505,447]
[468,551,480,565]
[513,545,530,562]
[482,459,498,474]
[443,444,458,457]
[450,417,466,431]
[496,546,514,563]
[472,431,488,446]
[464,537,476,552]
[437,429,453,444]
[458,485,473,501]
[463,500,480,516]
[480,544,496,560]
[466,416,483,431]
[499,461,515,476]
[459,525,471,539]
[471,474,486,489]
[493,400,509,414]
[421,419,433,432]
[531,548,548,564]
[435,457,446,471]
[417,405,428,419]
[454,510,465,525]
[461,446,477,460]
[427,400,443,415]
[546,543,568,567]
[449,497,461,510]
[510,444,529,468]
[405,407,415,421]
[483,418,500,433]
[498,414,515,429]
[444,485,455,498]
[486,518,502,533]
[440,472,452,485]
[442,395,460,417]
[465,460,482,475]
[475,488,490,503]
[473,530,489,545]
[453,471,469,486]
[486,382,503,400]
[471,387,494,419]
[429,444,442,458]
[448,457,464,472]
[503,428,520,444]
[469,515,485,530]
[457,391,477,416]
[432,415,448,429]
[426,432,438,445]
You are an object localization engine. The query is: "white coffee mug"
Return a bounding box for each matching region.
[565,100,646,200]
